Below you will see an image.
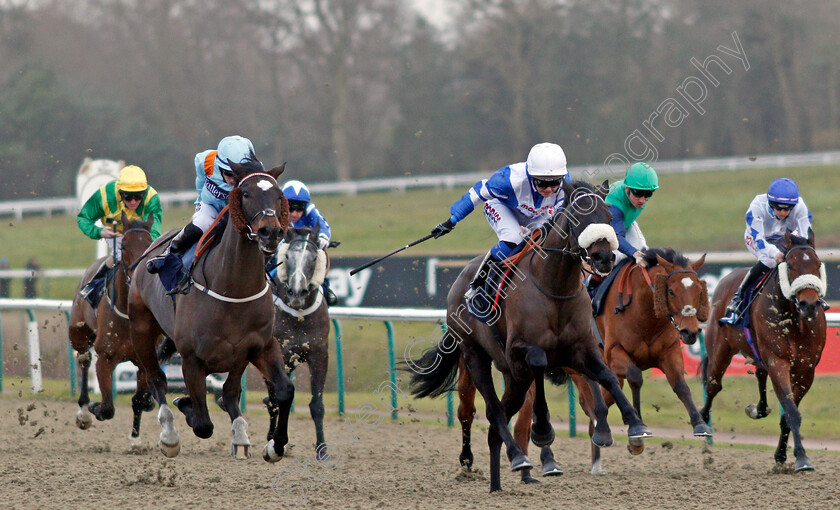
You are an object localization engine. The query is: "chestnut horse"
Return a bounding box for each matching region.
[69,212,156,442]
[572,248,712,473]
[264,226,331,461]
[701,229,826,472]
[129,159,292,461]
[408,180,651,492]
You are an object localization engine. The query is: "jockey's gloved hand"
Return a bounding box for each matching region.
[318,236,330,250]
[633,250,647,267]
[431,218,456,239]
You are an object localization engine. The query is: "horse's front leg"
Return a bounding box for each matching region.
[658,348,712,438]
[769,360,815,472]
[579,347,651,440]
[308,345,329,461]
[74,347,94,430]
[746,367,772,419]
[129,368,157,446]
[218,364,251,459]
[263,379,279,442]
[252,342,294,463]
[89,349,118,421]
[513,381,563,481]
[173,353,214,439]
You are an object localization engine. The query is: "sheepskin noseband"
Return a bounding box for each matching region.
[577,223,619,251]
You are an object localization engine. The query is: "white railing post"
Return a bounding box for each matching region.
[25,309,42,393]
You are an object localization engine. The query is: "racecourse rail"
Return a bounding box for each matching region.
[3,298,839,437]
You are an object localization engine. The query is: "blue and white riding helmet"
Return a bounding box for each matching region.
[216,135,255,174]
[767,178,799,208]
[282,180,311,203]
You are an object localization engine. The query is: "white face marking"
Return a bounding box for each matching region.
[803,254,810,261]
[681,277,693,288]
[257,179,274,191]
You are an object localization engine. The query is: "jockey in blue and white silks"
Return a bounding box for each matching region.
[720,177,822,324]
[281,180,332,250]
[431,143,571,316]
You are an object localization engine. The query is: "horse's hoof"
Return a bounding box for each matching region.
[592,430,614,448]
[521,476,541,485]
[75,409,93,430]
[795,457,815,472]
[693,423,713,437]
[627,442,645,455]
[627,424,653,439]
[158,440,180,458]
[745,404,771,420]
[530,424,555,448]
[590,459,606,475]
[262,439,286,463]
[129,435,142,447]
[142,399,156,413]
[541,461,564,477]
[315,446,330,462]
[510,453,534,472]
[231,443,251,460]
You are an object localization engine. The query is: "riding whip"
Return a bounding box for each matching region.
[349,233,434,276]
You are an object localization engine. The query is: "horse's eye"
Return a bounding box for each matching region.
[668,289,675,296]
[243,191,250,199]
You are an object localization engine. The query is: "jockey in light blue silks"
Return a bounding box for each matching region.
[720,177,826,324]
[147,135,259,292]
[430,142,572,319]
[269,180,338,305]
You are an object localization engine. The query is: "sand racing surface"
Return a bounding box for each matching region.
[2,396,840,509]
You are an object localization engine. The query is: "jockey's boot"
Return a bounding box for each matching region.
[464,252,505,306]
[80,257,114,307]
[147,223,203,274]
[586,274,603,300]
[322,280,338,306]
[720,262,768,325]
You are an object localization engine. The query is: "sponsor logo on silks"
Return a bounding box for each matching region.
[519,203,555,217]
[205,179,229,201]
[484,204,502,224]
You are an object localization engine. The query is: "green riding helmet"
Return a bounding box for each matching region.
[623,162,659,191]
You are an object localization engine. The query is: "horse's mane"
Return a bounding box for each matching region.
[569,179,597,193]
[225,151,264,175]
[642,247,689,268]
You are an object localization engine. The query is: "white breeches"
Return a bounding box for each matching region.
[191,202,222,232]
[614,221,648,264]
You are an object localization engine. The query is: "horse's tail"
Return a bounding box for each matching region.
[405,332,461,399]
[546,366,568,386]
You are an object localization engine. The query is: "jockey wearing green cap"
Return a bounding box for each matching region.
[586,161,659,298]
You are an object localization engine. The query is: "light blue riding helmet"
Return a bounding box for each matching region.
[767,178,799,206]
[282,180,311,203]
[216,135,255,173]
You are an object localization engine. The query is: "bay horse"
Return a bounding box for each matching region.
[571,248,712,473]
[700,229,826,472]
[69,211,156,443]
[408,180,652,492]
[264,225,331,461]
[129,159,292,461]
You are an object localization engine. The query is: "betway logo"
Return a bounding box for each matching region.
[328,268,372,306]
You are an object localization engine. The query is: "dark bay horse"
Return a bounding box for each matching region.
[129,159,292,461]
[69,212,156,442]
[572,248,712,473]
[265,225,331,461]
[408,180,651,492]
[701,229,826,472]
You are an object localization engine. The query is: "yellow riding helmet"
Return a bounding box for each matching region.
[116,165,149,193]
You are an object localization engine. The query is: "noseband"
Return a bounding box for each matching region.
[541,192,618,266]
[778,244,827,303]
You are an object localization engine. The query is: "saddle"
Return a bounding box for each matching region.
[727,269,774,330]
[81,261,117,310]
[590,257,633,317]
[152,215,227,297]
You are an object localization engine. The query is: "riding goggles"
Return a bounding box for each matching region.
[119,190,146,202]
[288,200,308,213]
[532,178,562,189]
[628,187,654,199]
[770,201,794,211]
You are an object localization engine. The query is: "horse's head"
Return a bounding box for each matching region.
[119,211,154,268]
[228,160,289,255]
[276,226,327,309]
[650,250,709,345]
[553,179,618,276]
[779,228,825,321]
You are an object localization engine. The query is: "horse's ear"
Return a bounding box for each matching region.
[267,162,286,181]
[143,212,155,231]
[229,161,249,185]
[783,229,792,250]
[807,227,815,248]
[311,220,321,239]
[656,254,674,272]
[597,179,609,197]
[689,253,706,272]
[120,210,129,227]
[653,273,670,318]
[697,280,710,322]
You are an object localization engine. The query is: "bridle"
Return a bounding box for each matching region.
[107,225,153,319]
[238,172,280,242]
[777,244,826,307]
[284,231,319,292]
[640,265,700,333]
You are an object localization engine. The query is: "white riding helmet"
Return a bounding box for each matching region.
[526,143,568,179]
